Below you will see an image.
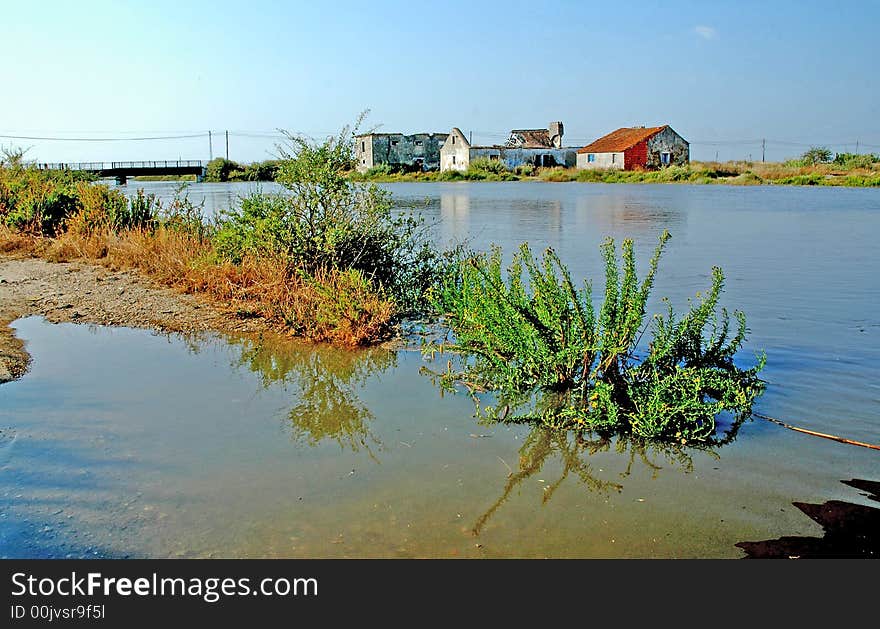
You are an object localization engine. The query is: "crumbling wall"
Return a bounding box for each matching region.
[470,147,578,169]
[355,133,447,172]
[645,127,689,168]
[354,136,375,172]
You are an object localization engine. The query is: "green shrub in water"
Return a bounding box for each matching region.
[425,231,765,443]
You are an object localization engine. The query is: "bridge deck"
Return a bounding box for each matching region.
[37,160,205,171]
[36,161,207,180]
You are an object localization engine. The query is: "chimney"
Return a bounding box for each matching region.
[548,121,563,148]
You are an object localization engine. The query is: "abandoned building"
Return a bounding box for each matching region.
[354,132,448,172]
[439,122,581,171]
[576,126,689,170]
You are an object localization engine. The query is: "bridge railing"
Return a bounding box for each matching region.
[35,160,206,171]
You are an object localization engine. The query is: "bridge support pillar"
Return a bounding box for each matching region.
[115,175,127,185]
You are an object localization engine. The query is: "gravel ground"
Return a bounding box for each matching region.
[0,254,267,383]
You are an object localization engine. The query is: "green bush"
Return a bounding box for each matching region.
[213,118,446,313]
[213,191,293,262]
[242,160,281,181]
[124,189,160,229]
[159,185,210,240]
[67,181,133,233]
[1,165,96,234]
[833,152,879,169]
[434,169,468,182]
[205,157,243,182]
[800,146,833,165]
[774,173,825,186]
[364,164,394,177]
[425,231,765,443]
[468,157,509,175]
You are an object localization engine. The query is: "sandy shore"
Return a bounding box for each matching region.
[0,254,267,384]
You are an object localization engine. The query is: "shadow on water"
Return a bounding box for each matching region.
[221,333,397,458]
[735,479,880,558]
[1,513,125,559]
[0,428,139,558]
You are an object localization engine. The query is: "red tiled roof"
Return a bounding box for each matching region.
[577,126,668,153]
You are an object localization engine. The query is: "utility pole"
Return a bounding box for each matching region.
[856,140,859,154]
[762,138,765,163]
[225,130,229,160]
[715,150,719,162]
[208,131,213,160]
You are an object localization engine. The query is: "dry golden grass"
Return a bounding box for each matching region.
[694,160,880,181]
[0,224,395,347]
[45,231,110,262]
[0,225,47,257]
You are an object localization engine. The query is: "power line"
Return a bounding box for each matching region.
[0,133,206,142]
[3,129,877,159]
[227,132,287,139]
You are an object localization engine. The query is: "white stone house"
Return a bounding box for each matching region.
[440,122,581,172]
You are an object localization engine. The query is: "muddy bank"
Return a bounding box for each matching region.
[0,254,269,384]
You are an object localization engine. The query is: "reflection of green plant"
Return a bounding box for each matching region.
[472,427,621,535]
[226,333,396,454]
[425,231,765,443]
[472,425,709,535]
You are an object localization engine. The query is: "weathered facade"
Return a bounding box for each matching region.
[440,128,471,171]
[576,126,689,170]
[354,132,448,172]
[440,122,581,172]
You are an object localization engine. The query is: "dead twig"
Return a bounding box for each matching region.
[753,412,880,451]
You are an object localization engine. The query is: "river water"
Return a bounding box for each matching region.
[1,181,878,557]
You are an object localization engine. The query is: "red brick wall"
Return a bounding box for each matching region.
[624,141,648,170]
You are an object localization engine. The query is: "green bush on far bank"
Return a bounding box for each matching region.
[205,157,282,182]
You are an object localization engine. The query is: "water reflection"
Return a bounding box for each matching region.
[222,333,397,455]
[573,195,683,236]
[735,479,880,558]
[440,193,470,243]
[473,426,710,535]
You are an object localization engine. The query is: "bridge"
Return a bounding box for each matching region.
[36,160,207,184]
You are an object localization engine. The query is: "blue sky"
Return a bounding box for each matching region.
[2,0,878,162]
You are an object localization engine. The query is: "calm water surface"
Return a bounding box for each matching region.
[1,181,878,557]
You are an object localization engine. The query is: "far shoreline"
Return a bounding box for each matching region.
[129,162,880,188]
